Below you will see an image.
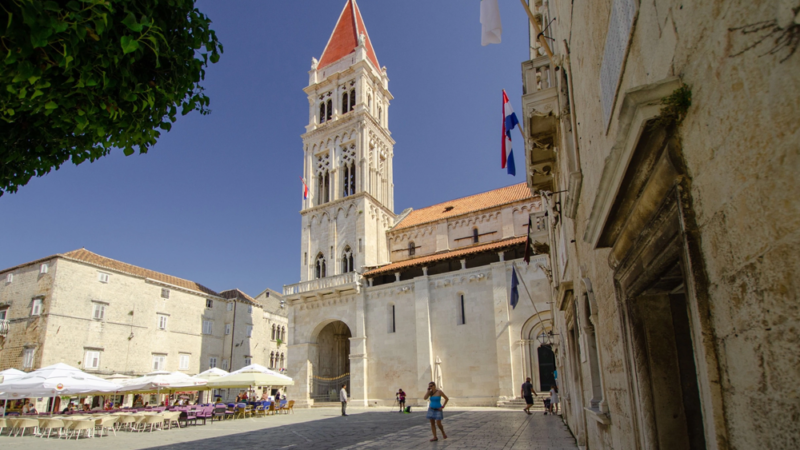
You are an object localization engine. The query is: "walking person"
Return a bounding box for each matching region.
[424,381,449,441]
[396,388,406,413]
[521,377,537,415]
[550,385,559,415]
[340,383,348,416]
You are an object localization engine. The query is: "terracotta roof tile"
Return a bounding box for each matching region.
[393,183,533,231]
[363,236,526,277]
[219,288,257,305]
[61,249,219,297]
[318,0,380,71]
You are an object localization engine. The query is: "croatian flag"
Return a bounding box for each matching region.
[502,90,519,176]
[300,176,309,200]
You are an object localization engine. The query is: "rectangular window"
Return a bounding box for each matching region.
[161,288,170,299]
[458,295,466,325]
[221,359,229,370]
[152,354,166,371]
[0,308,7,321]
[23,348,35,368]
[179,354,190,370]
[31,299,43,316]
[246,325,253,337]
[40,263,49,274]
[209,357,217,368]
[388,304,396,333]
[158,314,168,330]
[92,303,105,320]
[248,305,253,313]
[244,357,251,366]
[202,320,213,335]
[224,323,231,335]
[84,350,101,370]
[98,272,109,283]
[206,299,213,308]
[227,302,233,311]
[6,273,13,283]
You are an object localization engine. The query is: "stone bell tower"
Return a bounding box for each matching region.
[298,0,395,283]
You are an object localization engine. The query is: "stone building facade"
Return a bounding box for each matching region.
[285,0,555,408]
[519,0,799,449]
[0,249,287,381]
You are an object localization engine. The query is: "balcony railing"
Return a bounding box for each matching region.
[283,272,358,296]
[0,319,8,337]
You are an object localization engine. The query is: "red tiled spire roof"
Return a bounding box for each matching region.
[318,0,380,71]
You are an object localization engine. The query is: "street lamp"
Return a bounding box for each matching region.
[537,330,558,346]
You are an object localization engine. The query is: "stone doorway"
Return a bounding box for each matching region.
[312,320,351,401]
[537,345,556,391]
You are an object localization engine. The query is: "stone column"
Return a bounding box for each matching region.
[414,275,434,401]
[350,290,369,406]
[491,262,515,400]
[287,343,316,408]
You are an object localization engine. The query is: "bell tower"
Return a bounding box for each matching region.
[299,0,395,282]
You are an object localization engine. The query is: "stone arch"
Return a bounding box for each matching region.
[521,311,554,392]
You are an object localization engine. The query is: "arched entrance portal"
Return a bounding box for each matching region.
[537,345,556,391]
[312,321,351,402]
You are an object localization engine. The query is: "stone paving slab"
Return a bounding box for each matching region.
[0,408,577,450]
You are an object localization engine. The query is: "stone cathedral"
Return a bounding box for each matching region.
[284,0,552,407]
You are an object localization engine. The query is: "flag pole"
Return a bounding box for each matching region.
[518,0,554,59]
[512,261,551,326]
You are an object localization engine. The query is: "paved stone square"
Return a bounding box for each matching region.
[0,408,577,450]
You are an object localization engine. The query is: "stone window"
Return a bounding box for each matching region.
[84,350,101,370]
[227,302,234,311]
[269,352,275,368]
[350,89,356,110]
[473,228,479,244]
[221,359,229,370]
[97,272,109,283]
[23,348,35,368]
[342,247,354,273]
[271,324,276,340]
[39,263,48,274]
[457,294,466,325]
[244,357,251,366]
[408,241,416,257]
[279,353,285,369]
[342,91,350,114]
[209,357,217,368]
[157,314,168,330]
[326,99,332,121]
[316,254,327,279]
[30,298,43,316]
[0,307,7,321]
[248,305,253,313]
[5,273,12,283]
[388,303,396,333]
[92,302,106,320]
[179,354,190,370]
[206,299,213,308]
[161,288,170,299]
[152,354,166,371]
[319,101,326,124]
[317,170,330,204]
[225,323,231,335]
[202,320,213,335]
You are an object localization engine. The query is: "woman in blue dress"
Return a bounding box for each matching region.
[424,381,449,441]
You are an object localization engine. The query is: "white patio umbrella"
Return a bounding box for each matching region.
[231,363,293,382]
[117,371,208,392]
[207,364,294,389]
[0,363,122,400]
[0,368,27,412]
[105,373,133,381]
[193,368,229,380]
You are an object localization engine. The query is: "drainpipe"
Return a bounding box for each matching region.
[229,300,237,371]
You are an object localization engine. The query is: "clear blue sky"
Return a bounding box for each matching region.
[0,0,531,296]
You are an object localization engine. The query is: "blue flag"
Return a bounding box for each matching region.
[510,267,519,309]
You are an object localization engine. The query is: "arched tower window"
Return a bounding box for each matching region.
[472,228,479,244]
[342,91,350,114]
[281,326,286,341]
[271,324,276,340]
[408,241,416,257]
[350,89,356,110]
[269,352,275,368]
[279,353,285,368]
[343,164,350,197]
[348,162,355,196]
[342,246,353,273]
[326,99,332,121]
[319,102,326,124]
[316,254,327,279]
[318,171,330,204]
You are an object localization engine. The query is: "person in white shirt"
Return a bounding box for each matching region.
[549,385,559,414]
[0,404,5,416]
[340,384,348,416]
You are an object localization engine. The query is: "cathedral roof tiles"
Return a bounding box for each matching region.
[363,236,526,277]
[392,182,533,231]
[318,0,380,71]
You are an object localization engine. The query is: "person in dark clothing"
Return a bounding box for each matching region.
[521,377,537,415]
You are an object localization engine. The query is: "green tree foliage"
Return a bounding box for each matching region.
[0,0,222,196]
